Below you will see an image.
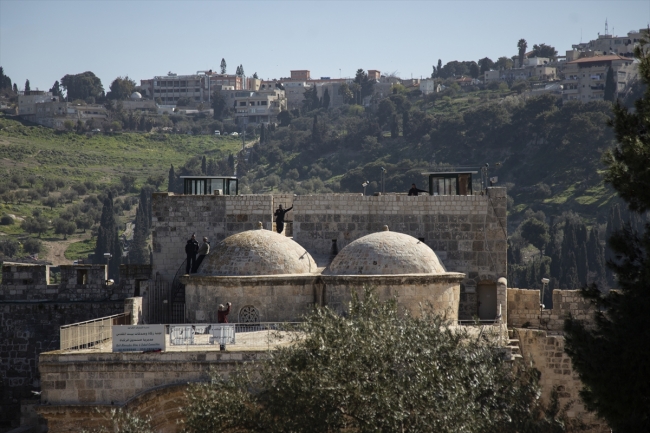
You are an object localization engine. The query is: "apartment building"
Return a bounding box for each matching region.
[233,88,287,125]
[572,28,645,57]
[484,57,557,84]
[139,72,243,105]
[562,54,637,102]
[31,101,108,129]
[18,91,58,115]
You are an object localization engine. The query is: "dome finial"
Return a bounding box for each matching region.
[257,222,263,230]
[382,225,389,231]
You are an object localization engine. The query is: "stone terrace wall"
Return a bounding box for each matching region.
[517,329,609,432]
[1,264,130,302]
[151,193,274,282]
[507,288,597,331]
[0,301,124,431]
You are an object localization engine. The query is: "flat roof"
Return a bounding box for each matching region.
[421,171,478,175]
[179,176,238,179]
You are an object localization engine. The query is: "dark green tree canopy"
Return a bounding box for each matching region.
[220,58,227,74]
[106,76,136,100]
[0,66,12,90]
[517,38,528,67]
[60,71,104,101]
[530,43,558,59]
[565,31,650,432]
[181,289,560,433]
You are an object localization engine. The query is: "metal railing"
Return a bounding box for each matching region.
[165,322,301,350]
[60,313,131,351]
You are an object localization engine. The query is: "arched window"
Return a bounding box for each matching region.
[239,305,260,323]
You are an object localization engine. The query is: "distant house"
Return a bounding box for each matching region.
[562,54,637,102]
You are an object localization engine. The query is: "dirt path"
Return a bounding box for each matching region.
[41,232,92,266]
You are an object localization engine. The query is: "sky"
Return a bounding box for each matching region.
[1,0,648,92]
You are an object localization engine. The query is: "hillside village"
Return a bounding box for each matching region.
[1,27,645,132]
[1,18,650,433]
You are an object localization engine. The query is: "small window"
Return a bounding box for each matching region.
[77,269,88,285]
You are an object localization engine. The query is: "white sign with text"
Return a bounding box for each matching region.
[112,324,165,352]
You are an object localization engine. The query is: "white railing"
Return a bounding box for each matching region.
[165,322,301,351]
[60,313,130,351]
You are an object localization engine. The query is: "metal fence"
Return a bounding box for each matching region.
[166,322,301,350]
[60,313,131,351]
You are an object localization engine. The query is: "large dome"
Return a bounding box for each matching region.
[197,226,317,276]
[327,227,446,275]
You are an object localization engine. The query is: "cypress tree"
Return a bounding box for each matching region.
[201,156,207,175]
[129,202,149,265]
[94,191,122,281]
[586,227,606,286]
[260,124,266,143]
[168,164,176,193]
[604,66,617,102]
[228,154,235,175]
[605,204,622,285]
[323,88,330,109]
[391,114,399,138]
[207,158,218,176]
[402,110,410,137]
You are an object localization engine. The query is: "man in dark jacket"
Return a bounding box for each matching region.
[274,204,293,234]
[408,183,429,196]
[192,236,210,273]
[185,233,199,274]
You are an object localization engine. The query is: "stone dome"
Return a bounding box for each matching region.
[327,228,446,275]
[130,91,142,100]
[197,226,317,276]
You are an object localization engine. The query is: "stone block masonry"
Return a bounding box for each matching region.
[151,193,274,282]
[293,189,507,319]
[507,288,597,331]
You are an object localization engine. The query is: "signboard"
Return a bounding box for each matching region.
[112,324,165,352]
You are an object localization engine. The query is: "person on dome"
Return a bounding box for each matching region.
[274,204,293,234]
[184,233,199,274]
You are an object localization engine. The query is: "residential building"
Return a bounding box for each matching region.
[290,70,311,80]
[139,72,243,105]
[572,28,646,57]
[419,79,440,95]
[18,91,58,116]
[562,54,638,101]
[233,88,287,125]
[31,101,108,129]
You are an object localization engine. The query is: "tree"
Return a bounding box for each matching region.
[496,56,514,70]
[468,62,480,79]
[12,83,17,93]
[50,80,62,97]
[168,164,177,193]
[24,79,30,94]
[53,218,76,240]
[302,85,319,111]
[337,83,354,104]
[604,66,617,102]
[322,88,330,109]
[517,39,528,67]
[530,43,558,59]
[565,32,650,431]
[390,113,399,138]
[253,72,259,79]
[182,288,554,433]
[211,89,227,120]
[106,76,136,100]
[220,58,227,74]
[0,66,12,90]
[520,218,550,254]
[60,71,104,101]
[478,57,495,75]
[21,216,49,237]
[94,191,122,281]
[201,156,207,175]
[277,110,292,127]
[354,68,375,100]
[377,99,396,126]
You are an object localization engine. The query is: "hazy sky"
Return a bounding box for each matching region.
[1,0,648,92]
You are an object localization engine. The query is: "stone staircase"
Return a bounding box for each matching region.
[502,328,523,362]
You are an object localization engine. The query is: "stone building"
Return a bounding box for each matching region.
[151,189,507,323]
[180,225,464,323]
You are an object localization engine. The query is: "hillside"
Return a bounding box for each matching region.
[0,115,242,264]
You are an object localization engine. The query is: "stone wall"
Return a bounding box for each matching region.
[0,301,124,431]
[517,329,609,432]
[507,288,596,331]
[119,264,152,297]
[322,274,463,321]
[0,263,138,431]
[183,275,321,323]
[292,189,507,319]
[151,193,274,282]
[1,264,130,302]
[37,350,267,433]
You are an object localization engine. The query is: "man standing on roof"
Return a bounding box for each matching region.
[185,233,199,275]
[192,236,210,273]
[274,204,293,234]
[408,183,429,196]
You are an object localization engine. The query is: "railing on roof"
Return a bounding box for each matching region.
[60,313,131,351]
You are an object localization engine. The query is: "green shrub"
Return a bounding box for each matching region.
[0,214,14,225]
